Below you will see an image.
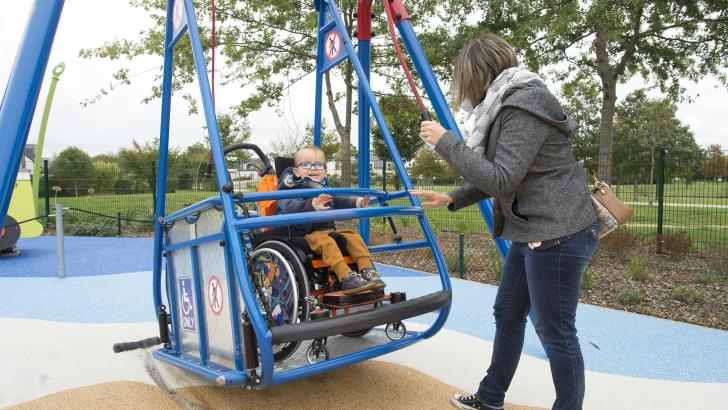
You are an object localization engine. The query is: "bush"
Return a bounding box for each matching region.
[661,232,693,260]
[694,272,721,284]
[599,229,642,257]
[67,221,116,237]
[488,245,503,283]
[629,256,649,281]
[672,285,704,304]
[704,248,728,274]
[444,249,473,275]
[617,287,641,305]
[581,266,594,291]
[49,147,97,196]
[93,161,119,193]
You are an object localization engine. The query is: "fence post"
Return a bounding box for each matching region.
[382,160,387,191]
[458,233,464,279]
[43,159,50,221]
[55,203,65,278]
[151,160,157,212]
[656,148,666,254]
[117,211,122,236]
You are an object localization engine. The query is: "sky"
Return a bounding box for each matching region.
[1,1,726,159]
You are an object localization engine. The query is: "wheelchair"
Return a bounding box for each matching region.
[230,145,406,363]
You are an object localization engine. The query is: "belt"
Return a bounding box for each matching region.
[527,234,570,251]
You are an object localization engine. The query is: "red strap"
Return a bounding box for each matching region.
[382,0,426,113]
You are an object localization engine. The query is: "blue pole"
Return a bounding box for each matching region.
[0,0,65,228]
[357,37,371,244]
[152,0,176,310]
[313,2,325,146]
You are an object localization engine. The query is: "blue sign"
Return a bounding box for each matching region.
[178,277,196,332]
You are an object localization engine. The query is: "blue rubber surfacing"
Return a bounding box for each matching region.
[1,236,727,384]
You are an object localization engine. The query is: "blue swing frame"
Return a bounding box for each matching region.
[0,0,523,389]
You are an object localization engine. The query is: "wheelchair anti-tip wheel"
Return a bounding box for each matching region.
[250,240,310,361]
[306,338,329,364]
[385,321,406,341]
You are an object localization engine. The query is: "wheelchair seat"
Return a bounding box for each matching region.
[251,227,353,271]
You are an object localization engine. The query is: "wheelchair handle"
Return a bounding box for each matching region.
[204,143,274,177]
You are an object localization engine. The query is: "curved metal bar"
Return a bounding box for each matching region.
[234,206,423,231]
[238,187,389,203]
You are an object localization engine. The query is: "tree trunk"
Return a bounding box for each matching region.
[341,60,353,187]
[594,29,617,184]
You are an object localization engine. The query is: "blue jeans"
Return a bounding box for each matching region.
[478,223,599,410]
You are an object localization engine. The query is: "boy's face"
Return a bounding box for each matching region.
[293,148,327,182]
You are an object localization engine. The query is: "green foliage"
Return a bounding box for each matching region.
[465,0,728,181]
[581,266,594,291]
[67,221,117,237]
[561,80,601,176]
[629,256,649,281]
[488,245,503,283]
[93,162,119,193]
[672,285,704,304]
[372,91,424,163]
[445,248,473,275]
[694,272,721,285]
[613,90,701,183]
[617,287,641,305]
[49,147,97,197]
[411,148,459,184]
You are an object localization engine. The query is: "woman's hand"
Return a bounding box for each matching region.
[312,194,332,211]
[410,190,453,208]
[419,121,448,146]
[356,196,371,208]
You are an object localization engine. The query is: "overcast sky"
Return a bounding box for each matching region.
[1,1,725,159]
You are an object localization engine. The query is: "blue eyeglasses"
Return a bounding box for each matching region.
[295,161,327,170]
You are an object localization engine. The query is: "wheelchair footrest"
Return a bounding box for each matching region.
[270,290,451,345]
[321,289,386,307]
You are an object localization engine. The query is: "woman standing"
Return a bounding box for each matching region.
[412,34,599,410]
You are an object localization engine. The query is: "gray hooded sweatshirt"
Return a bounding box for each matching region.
[435,80,596,243]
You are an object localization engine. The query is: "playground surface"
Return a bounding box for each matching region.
[1,236,727,409]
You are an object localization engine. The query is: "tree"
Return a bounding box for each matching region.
[118,139,181,193]
[612,89,700,183]
[463,0,728,183]
[372,91,424,164]
[49,147,97,196]
[411,147,458,184]
[81,0,457,187]
[700,144,727,180]
[93,161,120,193]
[561,79,601,176]
[202,112,252,164]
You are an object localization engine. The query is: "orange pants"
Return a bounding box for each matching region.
[304,229,374,279]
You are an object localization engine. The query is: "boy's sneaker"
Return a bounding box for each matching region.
[450,393,503,410]
[360,268,386,290]
[340,272,376,295]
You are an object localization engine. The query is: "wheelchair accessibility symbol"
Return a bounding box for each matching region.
[207,276,224,315]
[178,277,196,332]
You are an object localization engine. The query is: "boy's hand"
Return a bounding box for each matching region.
[356,197,370,208]
[410,189,453,208]
[312,194,333,211]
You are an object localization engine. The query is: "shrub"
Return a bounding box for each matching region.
[629,256,649,281]
[661,232,693,260]
[704,248,728,274]
[581,266,594,291]
[694,272,721,284]
[599,229,642,257]
[444,249,473,275]
[672,285,704,304]
[617,287,641,305]
[67,221,116,237]
[487,245,503,283]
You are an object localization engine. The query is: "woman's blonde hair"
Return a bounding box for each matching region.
[451,34,519,108]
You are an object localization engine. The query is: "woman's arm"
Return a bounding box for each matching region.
[435,107,551,197]
[447,183,489,211]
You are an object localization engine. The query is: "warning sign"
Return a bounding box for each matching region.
[324,30,342,61]
[207,276,224,315]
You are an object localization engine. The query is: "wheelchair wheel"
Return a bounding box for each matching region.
[385,321,407,341]
[250,240,310,361]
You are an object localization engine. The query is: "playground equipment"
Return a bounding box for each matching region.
[0,0,514,388]
[0,172,44,257]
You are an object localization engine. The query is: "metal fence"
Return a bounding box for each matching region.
[37,149,728,253]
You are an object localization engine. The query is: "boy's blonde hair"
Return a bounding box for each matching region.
[294,145,326,164]
[451,34,519,108]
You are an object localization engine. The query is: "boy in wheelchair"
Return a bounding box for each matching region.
[277,145,386,295]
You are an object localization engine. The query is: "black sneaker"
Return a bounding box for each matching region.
[340,272,376,295]
[450,393,503,410]
[360,268,386,290]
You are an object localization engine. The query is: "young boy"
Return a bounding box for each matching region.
[277,145,386,295]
